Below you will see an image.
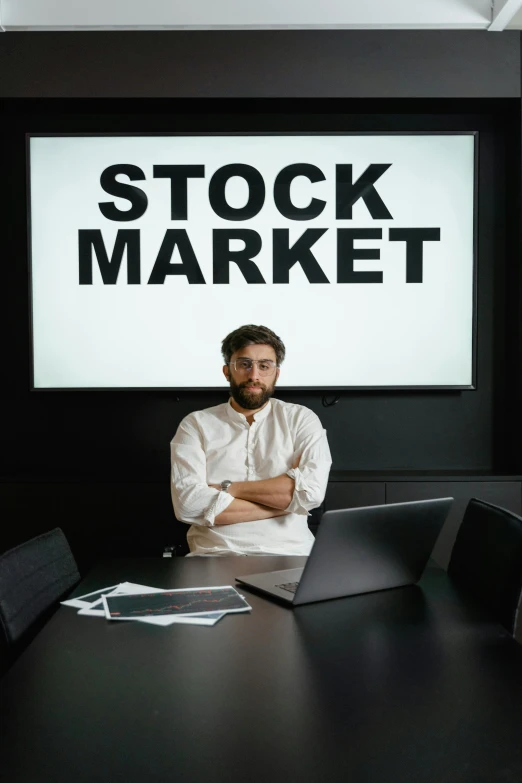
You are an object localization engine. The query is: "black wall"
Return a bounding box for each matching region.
[1,31,521,565]
[0,31,519,98]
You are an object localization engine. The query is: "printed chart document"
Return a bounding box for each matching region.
[103,586,252,622]
[78,583,228,626]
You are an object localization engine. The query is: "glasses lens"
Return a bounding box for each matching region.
[236,359,253,372]
[234,360,275,376]
[257,362,276,375]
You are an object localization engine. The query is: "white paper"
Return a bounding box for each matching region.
[61,584,120,609]
[135,613,226,627]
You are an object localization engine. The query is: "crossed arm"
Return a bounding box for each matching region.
[208,462,298,526]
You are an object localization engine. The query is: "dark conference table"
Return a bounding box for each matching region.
[2,555,522,783]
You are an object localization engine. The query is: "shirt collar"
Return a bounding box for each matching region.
[226,397,272,424]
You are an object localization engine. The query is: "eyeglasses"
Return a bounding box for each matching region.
[228,358,278,376]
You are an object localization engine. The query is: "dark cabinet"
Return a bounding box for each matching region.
[317,476,522,569]
[1,477,521,570]
[324,482,385,511]
[386,481,522,567]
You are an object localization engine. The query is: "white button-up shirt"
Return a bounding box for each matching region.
[170,397,332,556]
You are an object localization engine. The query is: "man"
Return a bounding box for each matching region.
[170,324,332,556]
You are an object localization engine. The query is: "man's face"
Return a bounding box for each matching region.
[223,343,280,410]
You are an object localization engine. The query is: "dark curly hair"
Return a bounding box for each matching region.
[221,325,286,367]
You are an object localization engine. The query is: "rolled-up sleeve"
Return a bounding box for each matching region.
[171,418,234,527]
[285,412,332,516]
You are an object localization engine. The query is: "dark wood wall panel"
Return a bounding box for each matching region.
[0,31,521,566]
[1,103,517,479]
[0,482,186,572]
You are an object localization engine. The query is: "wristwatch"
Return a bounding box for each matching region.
[220,480,233,493]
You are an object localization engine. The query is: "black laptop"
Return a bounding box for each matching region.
[235,497,453,605]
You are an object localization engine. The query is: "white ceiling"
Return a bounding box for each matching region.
[1,0,522,32]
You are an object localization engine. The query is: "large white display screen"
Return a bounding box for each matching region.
[28,133,476,389]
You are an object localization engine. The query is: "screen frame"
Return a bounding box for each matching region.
[26,130,479,392]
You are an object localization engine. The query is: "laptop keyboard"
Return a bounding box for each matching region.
[276,581,300,594]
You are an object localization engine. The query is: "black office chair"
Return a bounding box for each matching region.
[0,527,80,673]
[447,499,522,636]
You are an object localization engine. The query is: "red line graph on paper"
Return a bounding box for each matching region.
[106,588,249,617]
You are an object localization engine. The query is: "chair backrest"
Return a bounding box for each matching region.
[448,499,522,635]
[0,527,80,645]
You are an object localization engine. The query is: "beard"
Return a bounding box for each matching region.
[229,377,276,410]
